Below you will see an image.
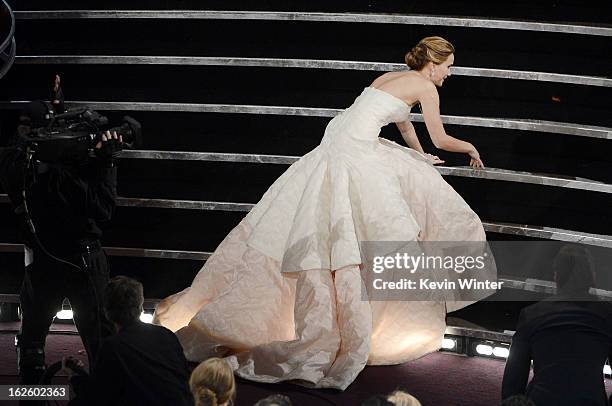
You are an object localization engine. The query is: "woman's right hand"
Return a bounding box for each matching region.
[468,146,484,168]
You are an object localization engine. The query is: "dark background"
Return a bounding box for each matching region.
[1,1,611,330]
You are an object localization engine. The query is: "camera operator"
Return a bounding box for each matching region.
[0,102,123,386]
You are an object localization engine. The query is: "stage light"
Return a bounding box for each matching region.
[441,338,456,350]
[475,344,493,356]
[140,312,153,323]
[604,364,611,376]
[493,346,510,358]
[56,309,73,320]
[55,299,73,320]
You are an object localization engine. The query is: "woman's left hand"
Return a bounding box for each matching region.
[425,153,445,165]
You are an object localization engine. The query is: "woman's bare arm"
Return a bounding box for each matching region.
[419,84,473,153]
[396,121,425,153]
[419,83,484,167]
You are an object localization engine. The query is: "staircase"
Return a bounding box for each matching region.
[1,2,611,324]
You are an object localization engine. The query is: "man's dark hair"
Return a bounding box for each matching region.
[500,395,536,406]
[103,276,144,326]
[553,244,595,294]
[253,394,292,406]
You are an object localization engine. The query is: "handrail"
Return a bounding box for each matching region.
[14,11,612,37]
[2,152,611,196]
[15,56,612,88]
[1,195,609,246]
[2,101,610,139]
[119,151,612,194]
[481,222,612,248]
[0,243,211,260]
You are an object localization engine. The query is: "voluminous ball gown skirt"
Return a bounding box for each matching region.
[154,87,495,390]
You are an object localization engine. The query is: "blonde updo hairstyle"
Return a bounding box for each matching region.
[405,36,455,71]
[190,358,236,406]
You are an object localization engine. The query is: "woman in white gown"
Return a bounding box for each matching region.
[154,37,493,390]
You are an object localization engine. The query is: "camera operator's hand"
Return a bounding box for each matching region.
[94,130,123,167]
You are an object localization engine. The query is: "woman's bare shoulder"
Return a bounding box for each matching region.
[370,72,433,104]
[369,71,405,87]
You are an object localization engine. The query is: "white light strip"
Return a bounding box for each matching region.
[493,346,510,358]
[475,344,494,356]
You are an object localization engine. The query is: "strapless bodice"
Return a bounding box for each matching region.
[321,87,412,145]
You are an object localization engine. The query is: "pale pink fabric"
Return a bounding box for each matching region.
[154,87,493,389]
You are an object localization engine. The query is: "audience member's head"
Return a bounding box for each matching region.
[189,358,236,406]
[386,390,422,406]
[253,393,292,406]
[552,244,595,295]
[500,394,536,406]
[103,276,144,329]
[361,395,394,406]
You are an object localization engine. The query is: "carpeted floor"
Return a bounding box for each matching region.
[0,326,609,406]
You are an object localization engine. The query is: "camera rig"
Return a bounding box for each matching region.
[18,100,142,163]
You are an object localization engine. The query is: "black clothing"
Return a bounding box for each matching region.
[18,243,114,381]
[502,295,612,406]
[0,146,117,386]
[0,146,27,212]
[27,161,117,250]
[0,147,117,247]
[70,321,193,406]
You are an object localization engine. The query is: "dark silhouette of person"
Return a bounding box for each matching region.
[500,394,536,406]
[0,101,121,387]
[67,276,193,406]
[502,245,612,405]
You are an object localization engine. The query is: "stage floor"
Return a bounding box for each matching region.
[0,323,610,405]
